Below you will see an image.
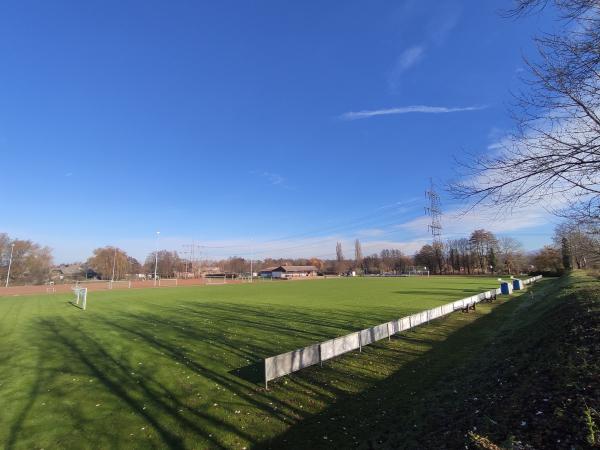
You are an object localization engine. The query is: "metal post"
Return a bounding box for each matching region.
[154,231,160,287]
[5,243,15,288]
[111,247,117,283]
[264,360,268,390]
[191,240,195,278]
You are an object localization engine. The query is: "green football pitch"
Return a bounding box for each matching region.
[0,276,501,449]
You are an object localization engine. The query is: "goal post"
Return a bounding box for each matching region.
[205,275,226,285]
[71,287,88,310]
[238,274,253,283]
[158,278,178,287]
[108,280,132,289]
[404,266,430,276]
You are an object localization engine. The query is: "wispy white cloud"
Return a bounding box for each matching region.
[250,170,287,186]
[357,228,386,237]
[428,8,460,45]
[388,7,461,89]
[261,171,285,185]
[395,45,426,72]
[397,201,562,242]
[341,105,487,121]
[49,201,555,263]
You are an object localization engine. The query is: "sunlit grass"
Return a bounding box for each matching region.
[0,276,502,449]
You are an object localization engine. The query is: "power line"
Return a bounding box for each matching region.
[194,202,416,251]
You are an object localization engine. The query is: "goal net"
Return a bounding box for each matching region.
[405,266,430,276]
[108,280,131,289]
[73,280,111,290]
[158,278,178,287]
[205,275,226,285]
[72,287,88,310]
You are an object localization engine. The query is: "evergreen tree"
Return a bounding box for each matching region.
[488,247,497,273]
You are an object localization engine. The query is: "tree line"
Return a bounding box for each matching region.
[2,218,598,285]
[0,233,53,285]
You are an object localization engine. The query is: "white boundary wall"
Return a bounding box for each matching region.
[263,276,543,387]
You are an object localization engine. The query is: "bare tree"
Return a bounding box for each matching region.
[533,245,563,272]
[335,242,346,274]
[498,236,525,274]
[335,242,344,261]
[144,250,183,278]
[362,254,381,275]
[354,239,363,267]
[451,0,600,224]
[553,221,600,268]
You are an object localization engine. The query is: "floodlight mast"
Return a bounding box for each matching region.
[182,241,201,278]
[154,231,160,287]
[5,243,15,288]
[111,247,117,282]
[250,244,253,283]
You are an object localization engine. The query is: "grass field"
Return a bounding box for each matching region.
[0,276,503,449]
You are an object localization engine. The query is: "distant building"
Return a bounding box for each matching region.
[50,263,85,281]
[259,265,318,279]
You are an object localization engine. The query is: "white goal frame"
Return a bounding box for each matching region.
[205,275,226,285]
[72,287,88,310]
[405,266,430,276]
[46,282,56,294]
[158,278,178,287]
[108,280,132,289]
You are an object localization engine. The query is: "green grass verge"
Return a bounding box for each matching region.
[0,276,504,449]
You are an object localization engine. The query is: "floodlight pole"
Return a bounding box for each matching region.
[154,231,160,287]
[5,243,15,288]
[111,247,117,282]
[250,251,253,283]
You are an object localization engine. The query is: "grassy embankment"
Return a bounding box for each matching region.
[265,272,599,449]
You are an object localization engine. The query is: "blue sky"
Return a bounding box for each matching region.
[0,1,561,263]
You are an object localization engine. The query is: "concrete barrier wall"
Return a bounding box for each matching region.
[263,277,543,387]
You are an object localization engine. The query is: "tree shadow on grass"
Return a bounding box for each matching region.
[12,299,378,449]
[256,295,527,449]
[4,353,45,450]
[229,361,264,385]
[3,290,531,450]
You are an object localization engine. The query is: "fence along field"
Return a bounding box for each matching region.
[264,275,543,388]
[0,277,233,296]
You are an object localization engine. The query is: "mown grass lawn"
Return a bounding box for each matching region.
[0,276,502,449]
